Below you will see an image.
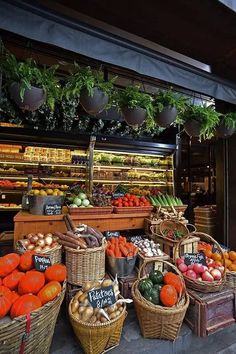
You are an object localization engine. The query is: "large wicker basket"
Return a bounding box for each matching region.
[65,239,106,285]
[176,232,226,293]
[226,271,236,288]
[15,242,62,265]
[0,283,65,354]
[132,260,189,341]
[69,297,127,354]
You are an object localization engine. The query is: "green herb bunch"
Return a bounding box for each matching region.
[0,52,60,111]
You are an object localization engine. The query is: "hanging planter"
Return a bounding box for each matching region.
[9,82,45,112]
[118,86,154,128]
[153,89,188,128]
[80,87,109,115]
[122,106,147,126]
[64,65,116,116]
[182,104,220,140]
[215,113,236,138]
[0,52,60,112]
[184,119,201,137]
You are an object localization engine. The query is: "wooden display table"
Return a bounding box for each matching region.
[14,210,151,243]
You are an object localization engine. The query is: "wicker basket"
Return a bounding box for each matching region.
[69,297,127,354]
[15,242,62,265]
[0,283,66,354]
[159,220,190,241]
[177,232,226,293]
[132,259,189,340]
[65,239,106,285]
[226,271,236,288]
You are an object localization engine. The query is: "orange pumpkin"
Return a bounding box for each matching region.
[3,272,25,291]
[163,272,183,294]
[0,253,20,277]
[19,251,36,272]
[0,278,2,286]
[11,291,20,304]
[18,271,45,295]
[0,285,12,318]
[45,264,67,283]
[160,285,178,307]
[10,294,42,319]
[37,281,61,305]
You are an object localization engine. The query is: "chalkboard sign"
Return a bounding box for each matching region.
[184,252,207,266]
[212,244,229,254]
[88,285,116,308]
[104,231,120,239]
[112,192,125,198]
[33,255,51,272]
[44,204,62,216]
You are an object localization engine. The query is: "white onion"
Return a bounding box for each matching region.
[34,246,42,252]
[44,235,53,246]
[37,233,44,239]
[27,244,35,250]
[45,233,53,238]
[26,233,34,240]
[30,235,39,244]
[23,239,30,247]
[37,239,45,248]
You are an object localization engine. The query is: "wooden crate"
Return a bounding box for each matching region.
[152,235,200,261]
[0,231,14,256]
[136,252,170,275]
[144,218,160,236]
[185,287,236,337]
[109,272,137,299]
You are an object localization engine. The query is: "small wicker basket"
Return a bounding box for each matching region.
[0,282,65,354]
[69,297,127,354]
[15,242,62,265]
[159,220,190,241]
[65,239,106,286]
[132,259,189,341]
[176,232,226,293]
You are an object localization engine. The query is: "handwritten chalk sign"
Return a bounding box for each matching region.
[33,255,51,272]
[44,204,62,216]
[212,244,229,254]
[184,252,206,266]
[88,286,116,308]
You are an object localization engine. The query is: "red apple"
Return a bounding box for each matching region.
[178,263,188,273]
[202,271,214,282]
[202,265,208,272]
[218,266,225,275]
[210,269,222,280]
[186,270,197,279]
[193,263,204,274]
[187,264,194,270]
[176,258,184,266]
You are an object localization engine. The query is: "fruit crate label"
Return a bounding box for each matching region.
[44,204,62,215]
[184,252,207,266]
[88,285,116,308]
[33,255,51,272]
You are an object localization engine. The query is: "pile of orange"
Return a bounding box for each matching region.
[206,250,236,271]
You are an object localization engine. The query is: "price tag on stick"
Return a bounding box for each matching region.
[33,255,51,272]
[184,252,207,266]
[88,286,116,308]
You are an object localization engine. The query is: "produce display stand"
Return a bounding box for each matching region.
[14,210,152,243]
[185,287,236,337]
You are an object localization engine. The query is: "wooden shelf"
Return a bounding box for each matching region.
[94,165,172,172]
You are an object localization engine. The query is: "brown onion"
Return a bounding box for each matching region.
[23,239,30,247]
[27,244,35,250]
[45,233,53,238]
[26,233,34,240]
[34,246,42,252]
[44,235,53,246]
[37,233,44,239]
[37,239,45,248]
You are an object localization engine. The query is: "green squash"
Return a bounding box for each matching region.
[149,270,163,285]
[143,287,160,305]
[153,283,163,291]
[138,278,153,294]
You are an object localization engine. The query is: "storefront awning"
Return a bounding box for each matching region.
[1,0,236,104]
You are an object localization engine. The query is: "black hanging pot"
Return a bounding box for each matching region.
[80,87,109,115]
[184,119,201,137]
[215,123,235,138]
[122,106,146,127]
[155,106,177,127]
[9,82,46,111]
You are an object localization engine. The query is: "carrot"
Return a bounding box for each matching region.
[107,249,115,257]
[107,240,111,247]
[111,238,116,245]
[110,244,115,251]
[119,244,129,257]
[114,247,122,257]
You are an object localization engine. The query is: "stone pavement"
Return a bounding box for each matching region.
[50,307,236,354]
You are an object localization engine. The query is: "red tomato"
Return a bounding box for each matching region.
[129,201,134,207]
[134,200,140,207]
[140,202,145,206]
[123,197,128,202]
[118,203,122,207]
[123,202,129,207]
[125,193,131,198]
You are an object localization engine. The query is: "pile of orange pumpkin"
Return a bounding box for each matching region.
[0,251,66,320]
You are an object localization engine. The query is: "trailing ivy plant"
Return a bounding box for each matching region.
[117,86,155,127]
[0,51,60,110]
[153,88,189,119]
[219,112,236,129]
[182,104,220,140]
[63,64,116,107]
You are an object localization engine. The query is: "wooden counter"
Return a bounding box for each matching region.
[14,210,151,242]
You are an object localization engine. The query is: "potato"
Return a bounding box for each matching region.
[83,281,96,292]
[71,300,79,313]
[95,320,101,325]
[116,303,123,309]
[73,311,81,320]
[106,305,117,314]
[94,308,100,315]
[78,306,86,314]
[83,299,89,307]
[74,290,83,301]
[100,316,108,323]
[92,281,101,289]
[78,292,88,303]
[102,279,113,288]
[110,311,121,320]
[81,307,94,322]
[89,315,97,324]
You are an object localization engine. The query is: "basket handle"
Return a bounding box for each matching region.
[186,224,197,233]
